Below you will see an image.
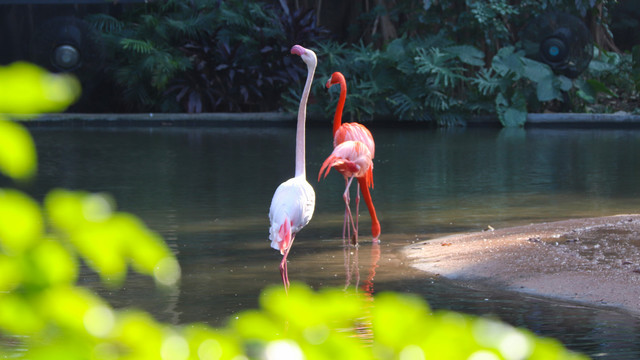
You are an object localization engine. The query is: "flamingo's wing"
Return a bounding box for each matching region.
[334,123,375,158]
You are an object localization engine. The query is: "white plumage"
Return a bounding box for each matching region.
[269,44,317,291]
[269,175,315,254]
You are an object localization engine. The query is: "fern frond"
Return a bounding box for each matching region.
[424,91,451,112]
[472,68,501,96]
[120,38,155,54]
[414,48,465,88]
[165,16,207,38]
[85,13,124,33]
[388,92,415,118]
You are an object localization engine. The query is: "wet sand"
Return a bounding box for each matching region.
[402,214,640,313]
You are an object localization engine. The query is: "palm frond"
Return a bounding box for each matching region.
[472,68,501,96]
[85,13,124,33]
[414,48,465,88]
[120,38,155,54]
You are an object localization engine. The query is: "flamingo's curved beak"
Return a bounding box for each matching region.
[325,77,333,88]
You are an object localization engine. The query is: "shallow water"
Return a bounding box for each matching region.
[10,124,640,358]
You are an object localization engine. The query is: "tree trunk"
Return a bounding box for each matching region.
[588,3,620,53]
[374,0,397,42]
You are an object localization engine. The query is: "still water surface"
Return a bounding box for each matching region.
[16,124,640,358]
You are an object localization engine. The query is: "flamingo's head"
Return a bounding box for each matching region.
[291,45,317,69]
[326,72,345,89]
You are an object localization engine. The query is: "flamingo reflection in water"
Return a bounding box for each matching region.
[343,241,381,343]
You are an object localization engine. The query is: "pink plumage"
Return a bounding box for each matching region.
[321,72,380,242]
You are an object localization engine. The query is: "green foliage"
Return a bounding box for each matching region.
[80,0,636,123]
[468,0,519,48]
[574,47,640,114]
[0,62,81,116]
[0,62,182,358]
[85,2,201,111]
[309,32,633,127]
[0,62,79,180]
[87,0,327,113]
[308,36,480,125]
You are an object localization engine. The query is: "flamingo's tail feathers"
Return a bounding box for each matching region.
[318,155,335,181]
[277,219,292,255]
[271,217,292,255]
[319,154,358,181]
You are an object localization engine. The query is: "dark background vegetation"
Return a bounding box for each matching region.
[0,0,638,125]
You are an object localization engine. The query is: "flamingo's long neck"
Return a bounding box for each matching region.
[357,177,380,240]
[332,75,347,136]
[295,60,316,178]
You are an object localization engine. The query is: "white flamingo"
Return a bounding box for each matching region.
[268,45,317,291]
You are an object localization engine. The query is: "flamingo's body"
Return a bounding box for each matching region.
[319,141,372,184]
[269,45,316,290]
[333,122,375,158]
[322,72,380,243]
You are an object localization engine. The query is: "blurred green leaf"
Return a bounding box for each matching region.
[496,92,527,128]
[0,189,43,254]
[536,74,561,102]
[0,62,80,116]
[27,238,77,288]
[586,79,617,98]
[0,293,45,335]
[522,57,553,83]
[37,286,107,334]
[492,46,524,78]
[111,311,165,359]
[0,255,22,292]
[0,119,37,180]
[45,189,179,287]
[575,79,596,103]
[372,292,432,350]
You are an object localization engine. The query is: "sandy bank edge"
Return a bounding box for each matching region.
[402,215,640,313]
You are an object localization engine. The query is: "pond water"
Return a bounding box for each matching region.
[12,124,640,358]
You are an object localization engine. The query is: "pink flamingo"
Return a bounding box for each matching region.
[318,139,380,244]
[323,72,380,244]
[328,72,376,155]
[269,45,317,291]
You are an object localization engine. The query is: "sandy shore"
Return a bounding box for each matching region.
[402,214,640,313]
